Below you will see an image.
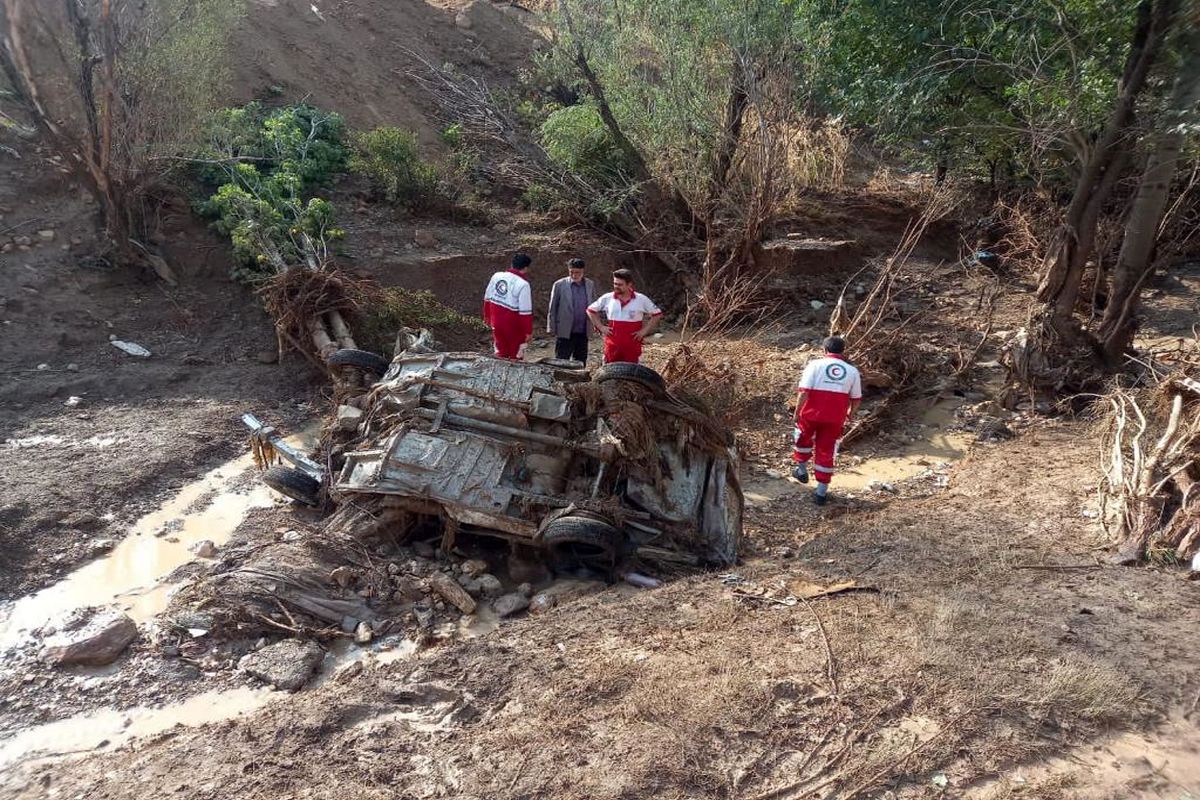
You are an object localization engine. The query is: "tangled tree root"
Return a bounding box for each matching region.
[1100,375,1200,565]
[259,268,378,367]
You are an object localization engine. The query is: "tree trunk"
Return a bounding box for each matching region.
[1098,7,1200,361]
[1035,0,1177,334]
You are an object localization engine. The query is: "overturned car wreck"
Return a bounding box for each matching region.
[248,350,743,575]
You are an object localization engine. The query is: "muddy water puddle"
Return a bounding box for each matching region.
[0,686,274,773]
[0,453,279,648]
[743,399,972,506]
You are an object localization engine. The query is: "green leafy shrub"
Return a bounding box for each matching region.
[196,103,348,281]
[349,127,440,210]
[539,104,630,183]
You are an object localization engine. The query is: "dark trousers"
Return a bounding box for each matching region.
[555,333,589,363]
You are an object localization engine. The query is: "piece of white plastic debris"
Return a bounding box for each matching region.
[110,340,151,357]
[809,300,826,310]
[931,772,948,789]
[36,363,50,371]
[1192,551,1200,573]
[63,396,83,408]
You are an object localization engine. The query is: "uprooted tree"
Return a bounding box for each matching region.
[0,0,243,276]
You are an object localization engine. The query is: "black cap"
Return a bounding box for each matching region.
[512,253,532,270]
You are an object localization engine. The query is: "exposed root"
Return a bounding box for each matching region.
[1098,364,1200,564]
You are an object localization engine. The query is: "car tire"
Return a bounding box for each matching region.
[594,362,665,392]
[542,515,623,570]
[327,348,390,377]
[262,465,321,506]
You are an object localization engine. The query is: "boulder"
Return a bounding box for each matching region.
[42,610,137,667]
[238,639,324,691]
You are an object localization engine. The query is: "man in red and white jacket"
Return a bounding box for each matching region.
[586,268,662,364]
[482,253,534,360]
[792,336,862,505]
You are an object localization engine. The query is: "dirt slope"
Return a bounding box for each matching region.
[230,0,541,144]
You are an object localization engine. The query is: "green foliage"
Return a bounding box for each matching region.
[546,0,799,210]
[540,104,630,183]
[196,103,347,281]
[519,182,559,212]
[196,102,346,188]
[797,0,1139,179]
[348,127,439,209]
[440,123,464,149]
[356,288,488,354]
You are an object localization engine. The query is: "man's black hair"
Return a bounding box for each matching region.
[512,253,532,270]
[568,258,585,269]
[823,335,846,354]
[612,267,635,283]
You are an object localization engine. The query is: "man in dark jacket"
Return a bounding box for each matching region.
[546,258,597,363]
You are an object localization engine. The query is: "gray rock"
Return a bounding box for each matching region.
[476,574,504,597]
[494,592,530,618]
[42,610,137,667]
[37,229,55,242]
[413,229,438,248]
[459,558,489,577]
[354,621,374,644]
[238,639,323,691]
[340,615,359,633]
[189,539,217,558]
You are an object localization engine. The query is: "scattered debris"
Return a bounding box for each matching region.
[430,571,477,615]
[110,340,151,358]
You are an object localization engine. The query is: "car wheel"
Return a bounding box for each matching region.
[327,348,390,377]
[594,362,665,392]
[262,465,321,506]
[541,515,623,572]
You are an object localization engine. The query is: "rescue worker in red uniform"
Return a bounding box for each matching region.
[482,253,534,360]
[792,336,862,505]
[585,268,662,364]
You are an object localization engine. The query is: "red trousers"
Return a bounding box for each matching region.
[792,418,841,484]
[603,333,643,364]
[492,328,525,360]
